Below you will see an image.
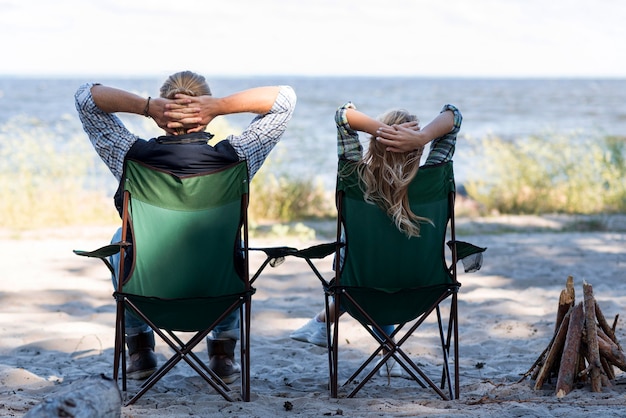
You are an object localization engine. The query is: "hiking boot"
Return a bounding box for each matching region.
[207,338,241,384]
[126,331,157,380]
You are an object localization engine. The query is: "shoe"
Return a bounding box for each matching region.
[290,318,327,347]
[377,357,403,377]
[207,338,241,384]
[126,331,158,380]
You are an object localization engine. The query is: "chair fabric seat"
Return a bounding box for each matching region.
[336,160,457,326]
[75,159,255,404]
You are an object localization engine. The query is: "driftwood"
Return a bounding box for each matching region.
[525,276,625,397]
[555,302,584,397]
[597,328,626,371]
[555,276,575,333]
[533,309,571,389]
[24,374,121,418]
[583,282,602,392]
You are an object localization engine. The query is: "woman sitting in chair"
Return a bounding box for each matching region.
[290,101,462,377]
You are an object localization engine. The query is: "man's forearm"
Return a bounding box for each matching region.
[216,86,280,115]
[91,84,148,115]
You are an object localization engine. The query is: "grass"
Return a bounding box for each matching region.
[0,117,119,230]
[464,132,626,215]
[2,116,623,237]
[0,116,334,240]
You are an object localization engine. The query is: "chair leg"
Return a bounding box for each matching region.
[241,298,252,401]
[326,292,339,398]
[113,301,126,392]
[452,293,460,399]
[436,306,453,400]
[120,298,242,405]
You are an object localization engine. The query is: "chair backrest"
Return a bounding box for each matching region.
[119,159,250,330]
[335,160,457,325]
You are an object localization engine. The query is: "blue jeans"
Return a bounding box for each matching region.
[110,228,239,339]
[374,325,395,341]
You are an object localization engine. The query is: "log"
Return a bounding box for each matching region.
[597,328,626,371]
[611,314,619,333]
[551,276,576,376]
[534,308,572,390]
[583,282,602,392]
[595,300,621,349]
[600,355,615,380]
[530,278,624,396]
[24,375,121,418]
[577,351,588,383]
[555,302,584,397]
[525,343,551,382]
[525,276,577,383]
[555,276,575,333]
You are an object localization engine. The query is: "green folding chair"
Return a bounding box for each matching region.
[74,159,272,404]
[298,160,486,400]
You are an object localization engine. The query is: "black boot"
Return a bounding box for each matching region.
[126,331,157,380]
[207,338,241,384]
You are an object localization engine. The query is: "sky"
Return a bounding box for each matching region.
[1,0,625,79]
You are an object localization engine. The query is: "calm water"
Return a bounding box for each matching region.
[1,76,625,187]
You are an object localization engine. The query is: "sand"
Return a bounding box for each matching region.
[1,216,625,417]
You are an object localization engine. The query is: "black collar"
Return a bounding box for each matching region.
[155,132,214,144]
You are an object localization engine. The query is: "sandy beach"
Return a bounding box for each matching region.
[1,215,626,417]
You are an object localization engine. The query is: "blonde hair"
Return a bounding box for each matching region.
[160,71,211,135]
[357,109,430,237]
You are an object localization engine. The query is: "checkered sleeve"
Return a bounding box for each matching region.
[424,104,462,165]
[227,85,297,179]
[335,102,363,162]
[74,83,139,181]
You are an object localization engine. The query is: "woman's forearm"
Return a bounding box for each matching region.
[345,108,385,136]
[418,110,454,143]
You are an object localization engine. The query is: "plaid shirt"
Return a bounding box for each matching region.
[75,83,296,181]
[335,102,462,165]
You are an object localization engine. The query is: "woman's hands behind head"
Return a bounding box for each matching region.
[375,121,423,153]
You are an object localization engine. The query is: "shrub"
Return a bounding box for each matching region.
[248,162,335,223]
[0,117,119,229]
[0,115,335,231]
[464,132,626,214]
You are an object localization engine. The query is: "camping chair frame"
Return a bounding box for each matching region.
[295,160,484,400]
[76,160,260,405]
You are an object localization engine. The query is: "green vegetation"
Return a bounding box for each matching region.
[0,117,119,230]
[0,116,334,235]
[248,163,334,222]
[464,132,626,215]
[2,116,623,235]
[247,164,335,239]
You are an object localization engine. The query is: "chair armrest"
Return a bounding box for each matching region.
[248,243,340,285]
[73,241,131,276]
[447,240,487,273]
[290,242,339,260]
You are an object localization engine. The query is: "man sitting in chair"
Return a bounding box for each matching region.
[75,71,296,383]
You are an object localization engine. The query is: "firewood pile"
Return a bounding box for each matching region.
[523,276,625,397]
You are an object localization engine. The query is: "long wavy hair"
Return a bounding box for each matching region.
[160,71,211,135]
[357,109,431,237]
